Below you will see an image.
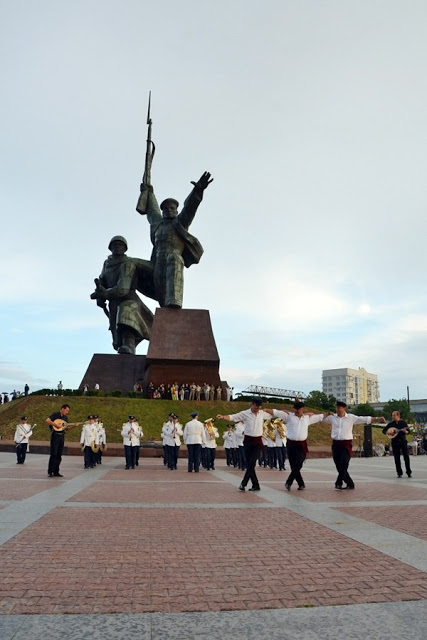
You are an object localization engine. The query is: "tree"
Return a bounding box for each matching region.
[349,402,379,417]
[382,398,414,422]
[306,390,337,412]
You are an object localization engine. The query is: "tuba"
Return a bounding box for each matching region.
[273,418,286,439]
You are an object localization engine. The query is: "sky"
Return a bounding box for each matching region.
[1,0,427,401]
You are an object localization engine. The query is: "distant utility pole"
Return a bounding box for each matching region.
[407,386,410,412]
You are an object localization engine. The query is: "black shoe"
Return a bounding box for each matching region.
[47,472,53,477]
[248,487,260,491]
[285,482,291,491]
[335,483,343,490]
[125,466,130,470]
[188,470,193,473]
[297,485,305,490]
[346,484,355,490]
[406,472,412,477]
[239,484,246,491]
[397,474,402,478]
[53,473,63,477]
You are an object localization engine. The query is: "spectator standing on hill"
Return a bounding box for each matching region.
[24,384,29,396]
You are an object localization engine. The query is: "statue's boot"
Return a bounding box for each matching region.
[118,331,136,355]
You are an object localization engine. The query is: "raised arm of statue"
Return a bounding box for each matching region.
[179,172,213,229]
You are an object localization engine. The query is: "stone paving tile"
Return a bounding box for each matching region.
[280,482,426,502]
[67,481,266,504]
[0,480,60,501]
[336,505,427,541]
[100,467,222,482]
[0,506,426,614]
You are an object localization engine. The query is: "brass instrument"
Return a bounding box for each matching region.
[273,418,286,439]
[263,420,276,442]
[91,441,99,454]
[205,418,216,441]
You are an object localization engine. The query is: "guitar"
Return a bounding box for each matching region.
[52,419,82,432]
[385,426,410,439]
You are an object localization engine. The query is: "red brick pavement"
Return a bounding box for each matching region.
[336,505,427,541]
[68,480,266,504]
[269,482,426,502]
[0,506,426,614]
[0,480,59,501]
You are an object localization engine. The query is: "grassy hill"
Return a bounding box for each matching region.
[0,395,389,446]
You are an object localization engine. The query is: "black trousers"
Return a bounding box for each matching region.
[124,445,137,469]
[187,444,202,471]
[237,445,246,469]
[206,447,216,469]
[225,448,233,465]
[166,444,176,469]
[286,440,307,488]
[392,438,411,476]
[48,432,65,475]
[16,443,27,464]
[276,445,285,470]
[241,439,261,489]
[332,441,354,487]
[84,446,95,468]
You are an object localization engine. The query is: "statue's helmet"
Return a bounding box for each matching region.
[108,235,128,251]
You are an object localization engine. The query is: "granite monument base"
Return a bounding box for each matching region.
[80,308,224,394]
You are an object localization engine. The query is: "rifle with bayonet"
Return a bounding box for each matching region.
[136,91,155,215]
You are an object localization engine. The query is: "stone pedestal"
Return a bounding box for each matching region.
[80,354,146,393]
[143,308,221,388]
[80,308,223,393]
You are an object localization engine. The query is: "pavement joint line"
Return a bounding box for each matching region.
[61,501,277,509]
[213,468,427,573]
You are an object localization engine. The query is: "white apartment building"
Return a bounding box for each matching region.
[322,367,380,405]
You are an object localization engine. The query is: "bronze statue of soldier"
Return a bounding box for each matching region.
[90,236,155,354]
[136,171,213,308]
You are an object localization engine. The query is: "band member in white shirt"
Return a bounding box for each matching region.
[223,425,236,467]
[183,411,206,472]
[266,401,327,490]
[233,421,246,470]
[80,415,99,469]
[14,416,33,464]
[121,415,143,470]
[324,401,385,489]
[217,397,271,491]
[203,418,219,470]
[95,415,106,465]
[273,418,287,471]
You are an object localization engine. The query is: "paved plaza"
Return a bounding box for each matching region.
[0,450,426,639]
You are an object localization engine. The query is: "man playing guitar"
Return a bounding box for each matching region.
[46,403,78,477]
[382,410,412,478]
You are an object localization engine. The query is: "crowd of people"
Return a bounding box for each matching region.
[145,382,233,401]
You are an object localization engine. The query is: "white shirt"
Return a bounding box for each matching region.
[80,422,99,447]
[97,423,106,446]
[204,425,219,449]
[233,422,245,446]
[121,421,143,446]
[14,422,33,444]
[183,419,206,445]
[324,413,372,440]
[162,421,183,446]
[273,409,323,441]
[229,409,272,437]
[223,430,235,448]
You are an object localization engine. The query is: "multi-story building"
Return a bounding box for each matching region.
[322,367,380,405]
